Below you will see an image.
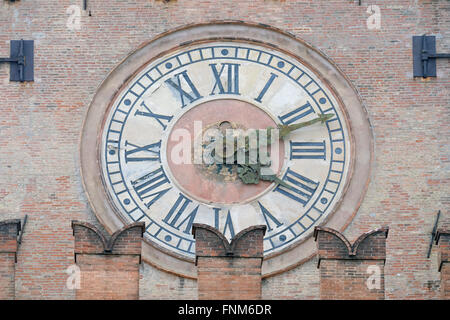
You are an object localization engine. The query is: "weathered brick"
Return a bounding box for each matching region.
[0,0,448,300]
[314,226,388,300]
[436,229,450,299]
[71,221,144,300]
[0,219,21,300]
[193,223,266,300]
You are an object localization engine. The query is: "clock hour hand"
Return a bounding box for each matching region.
[236,162,293,189]
[259,171,292,190]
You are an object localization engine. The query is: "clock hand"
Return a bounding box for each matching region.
[276,113,333,139]
[210,113,333,186]
[259,170,292,189]
[213,113,333,161]
[236,162,293,189]
[231,113,334,151]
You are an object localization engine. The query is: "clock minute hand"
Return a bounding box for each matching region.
[277,113,333,139]
[215,113,333,160]
[212,113,334,187]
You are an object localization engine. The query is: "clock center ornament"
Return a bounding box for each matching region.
[166,99,286,205]
[80,22,373,278]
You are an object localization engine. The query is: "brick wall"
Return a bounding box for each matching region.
[138,262,198,300]
[193,224,266,300]
[436,229,450,299]
[0,0,448,299]
[0,219,21,300]
[72,221,144,300]
[315,227,388,300]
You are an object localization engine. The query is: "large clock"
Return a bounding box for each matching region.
[80,22,372,278]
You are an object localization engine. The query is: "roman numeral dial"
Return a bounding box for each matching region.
[101,42,351,259]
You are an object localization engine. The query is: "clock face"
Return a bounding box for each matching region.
[100,41,351,258]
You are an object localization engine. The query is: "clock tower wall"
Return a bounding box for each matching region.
[0,0,448,300]
[72,221,144,300]
[314,227,388,300]
[0,220,20,300]
[436,229,450,299]
[193,224,266,300]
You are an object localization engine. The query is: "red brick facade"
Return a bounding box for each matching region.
[71,221,144,300]
[314,227,388,300]
[0,0,448,299]
[0,220,21,300]
[436,229,450,299]
[193,224,266,300]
